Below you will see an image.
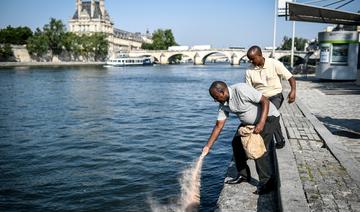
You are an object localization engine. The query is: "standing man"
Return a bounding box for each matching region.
[246,45,296,148]
[201,81,280,194]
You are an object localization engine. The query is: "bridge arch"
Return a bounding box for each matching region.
[232,54,248,65]
[277,55,305,67]
[239,54,248,62]
[167,53,194,64]
[199,51,232,65]
[127,49,310,65]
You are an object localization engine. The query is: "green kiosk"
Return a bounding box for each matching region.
[318,31,359,80]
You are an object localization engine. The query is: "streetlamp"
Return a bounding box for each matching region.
[272,0,278,58]
[290,2,296,69]
[276,0,296,68]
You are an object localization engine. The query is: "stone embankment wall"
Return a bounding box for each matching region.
[7,45,103,63]
[11,45,32,62]
[0,62,105,68]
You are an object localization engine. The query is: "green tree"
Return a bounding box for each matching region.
[79,34,93,61]
[280,36,291,50]
[62,32,82,61]
[164,29,176,48]
[23,18,109,62]
[71,35,83,61]
[91,33,109,61]
[141,29,177,50]
[280,36,309,51]
[43,18,66,59]
[0,43,15,61]
[141,42,153,50]
[15,26,33,45]
[26,28,49,60]
[0,25,33,45]
[62,32,77,53]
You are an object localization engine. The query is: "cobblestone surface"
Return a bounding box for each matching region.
[216,160,279,212]
[294,77,360,164]
[280,87,360,211]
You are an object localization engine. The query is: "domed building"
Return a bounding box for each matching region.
[68,0,152,57]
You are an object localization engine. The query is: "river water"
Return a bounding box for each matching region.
[0,64,247,211]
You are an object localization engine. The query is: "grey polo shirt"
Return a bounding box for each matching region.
[217,83,280,125]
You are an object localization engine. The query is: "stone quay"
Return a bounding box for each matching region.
[217,75,360,212]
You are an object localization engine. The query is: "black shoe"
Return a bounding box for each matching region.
[275,141,285,149]
[253,185,275,195]
[225,175,250,184]
[254,178,276,195]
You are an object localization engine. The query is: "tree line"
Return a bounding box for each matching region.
[141,29,181,63]
[141,29,177,50]
[0,26,32,61]
[1,18,316,63]
[0,18,108,62]
[279,36,311,51]
[0,19,179,62]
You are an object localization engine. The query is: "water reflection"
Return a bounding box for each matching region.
[0,64,247,211]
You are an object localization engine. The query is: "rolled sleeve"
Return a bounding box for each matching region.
[217,105,229,120]
[275,60,293,80]
[245,70,252,86]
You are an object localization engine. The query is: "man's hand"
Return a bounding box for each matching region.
[287,77,296,103]
[288,90,296,103]
[201,145,210,157]
[254,121,265,134]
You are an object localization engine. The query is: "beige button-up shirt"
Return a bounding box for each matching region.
[245,58,292,97]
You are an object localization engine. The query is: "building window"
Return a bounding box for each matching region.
[331,44,348,65]
[320,43,330,63]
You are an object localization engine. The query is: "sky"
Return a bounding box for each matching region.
[0,0,359,48]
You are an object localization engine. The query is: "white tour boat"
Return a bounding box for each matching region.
[105,54,153,67]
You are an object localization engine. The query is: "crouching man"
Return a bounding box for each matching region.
[201,81,279,194]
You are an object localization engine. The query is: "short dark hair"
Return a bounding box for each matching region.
[247,45,262,57]
[209,81,227,96]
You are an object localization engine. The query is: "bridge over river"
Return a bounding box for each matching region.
[128,49,310,65]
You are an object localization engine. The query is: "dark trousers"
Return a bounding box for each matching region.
[232,116,279,185]
[269,93,284,144]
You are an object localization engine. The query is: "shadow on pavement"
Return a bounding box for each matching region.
[317,116,360,139]
[295,76,360,95]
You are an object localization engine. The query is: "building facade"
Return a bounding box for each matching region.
[68,0,152,58]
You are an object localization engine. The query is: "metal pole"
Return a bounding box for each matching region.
[272,0,277,58]
[290,20,295,68]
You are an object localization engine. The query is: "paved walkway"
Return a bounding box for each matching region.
[280,89,360,211]
[217,160,279,212]
[217,76,360,211]
[294,76,360,165]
